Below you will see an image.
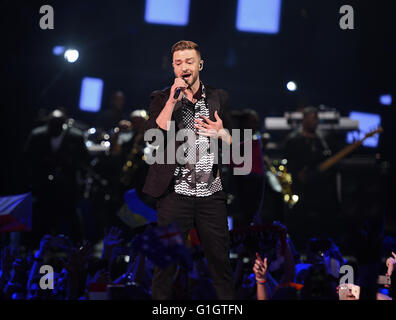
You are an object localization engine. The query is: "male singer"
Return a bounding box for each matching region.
[143,40,235,299]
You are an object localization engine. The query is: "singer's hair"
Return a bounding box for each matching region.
[171,40,201,59]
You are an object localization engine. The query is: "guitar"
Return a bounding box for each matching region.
[318,127,383,173]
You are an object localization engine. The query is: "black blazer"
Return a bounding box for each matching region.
[142,85,233,198]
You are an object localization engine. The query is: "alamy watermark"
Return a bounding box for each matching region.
[39,4,354,31]
[39,5,54,30]
[39,264,54,289]
[339,264,354,284]
[339,5,354,30]
[144,122,253,175]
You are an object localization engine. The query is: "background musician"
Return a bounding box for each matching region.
[282,106,341,250]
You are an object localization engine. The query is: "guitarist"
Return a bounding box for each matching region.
[282,106,340,249]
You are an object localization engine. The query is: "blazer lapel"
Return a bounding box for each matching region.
[205,86,220,122]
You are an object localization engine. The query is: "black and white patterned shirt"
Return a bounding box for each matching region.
[173,83,223,197]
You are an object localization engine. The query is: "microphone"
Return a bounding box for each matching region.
[173,77,188,100]
[174,88,182,99]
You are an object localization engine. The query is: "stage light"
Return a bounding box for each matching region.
[88,128,96,135]
[145,0,190,26]
[101,141,111,148]
[227,216,233,231]
[286,81,297,91]
[236,0,282,34]
[53,46,65,56]
[346,111,382,148]
[379,94,392,106]
[79,77,104,112]
[131,109,148,119]
[64,49,79,63]
[52,109,64,118]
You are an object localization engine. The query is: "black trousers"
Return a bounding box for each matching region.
[151,189,235,300]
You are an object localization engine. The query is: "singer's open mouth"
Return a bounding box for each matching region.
[182,73,191,80]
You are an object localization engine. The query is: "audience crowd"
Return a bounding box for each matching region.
[1,223,394,300]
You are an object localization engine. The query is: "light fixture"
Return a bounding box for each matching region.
[64,49,79,63]
[286,81,297,91]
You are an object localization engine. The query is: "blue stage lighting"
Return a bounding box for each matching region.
[379,94,392,106]
[52,46,65,56]
[79,77,104,112]
[227,216,233,231]
[145,0,190,26]
[236,0,282,34]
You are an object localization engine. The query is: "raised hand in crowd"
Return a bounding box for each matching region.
[102,227,124,262]
[253,253,268,282]
[36,234,52,260]
[383,251,396,292]
[386,252,396,276]
[253,253,269,300]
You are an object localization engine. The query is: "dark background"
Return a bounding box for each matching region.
[1,0,394,204]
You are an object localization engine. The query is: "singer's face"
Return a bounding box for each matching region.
[172,49,201,87]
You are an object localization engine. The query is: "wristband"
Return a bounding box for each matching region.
[256,279,266,285]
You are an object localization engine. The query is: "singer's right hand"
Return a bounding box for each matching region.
[169,77,188,103]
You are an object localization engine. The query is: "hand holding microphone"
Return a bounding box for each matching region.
[171,77,189,102]
[157,76,191,131]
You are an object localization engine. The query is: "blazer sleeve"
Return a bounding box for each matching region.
[144,90,168,147]
[218,89,234,133]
